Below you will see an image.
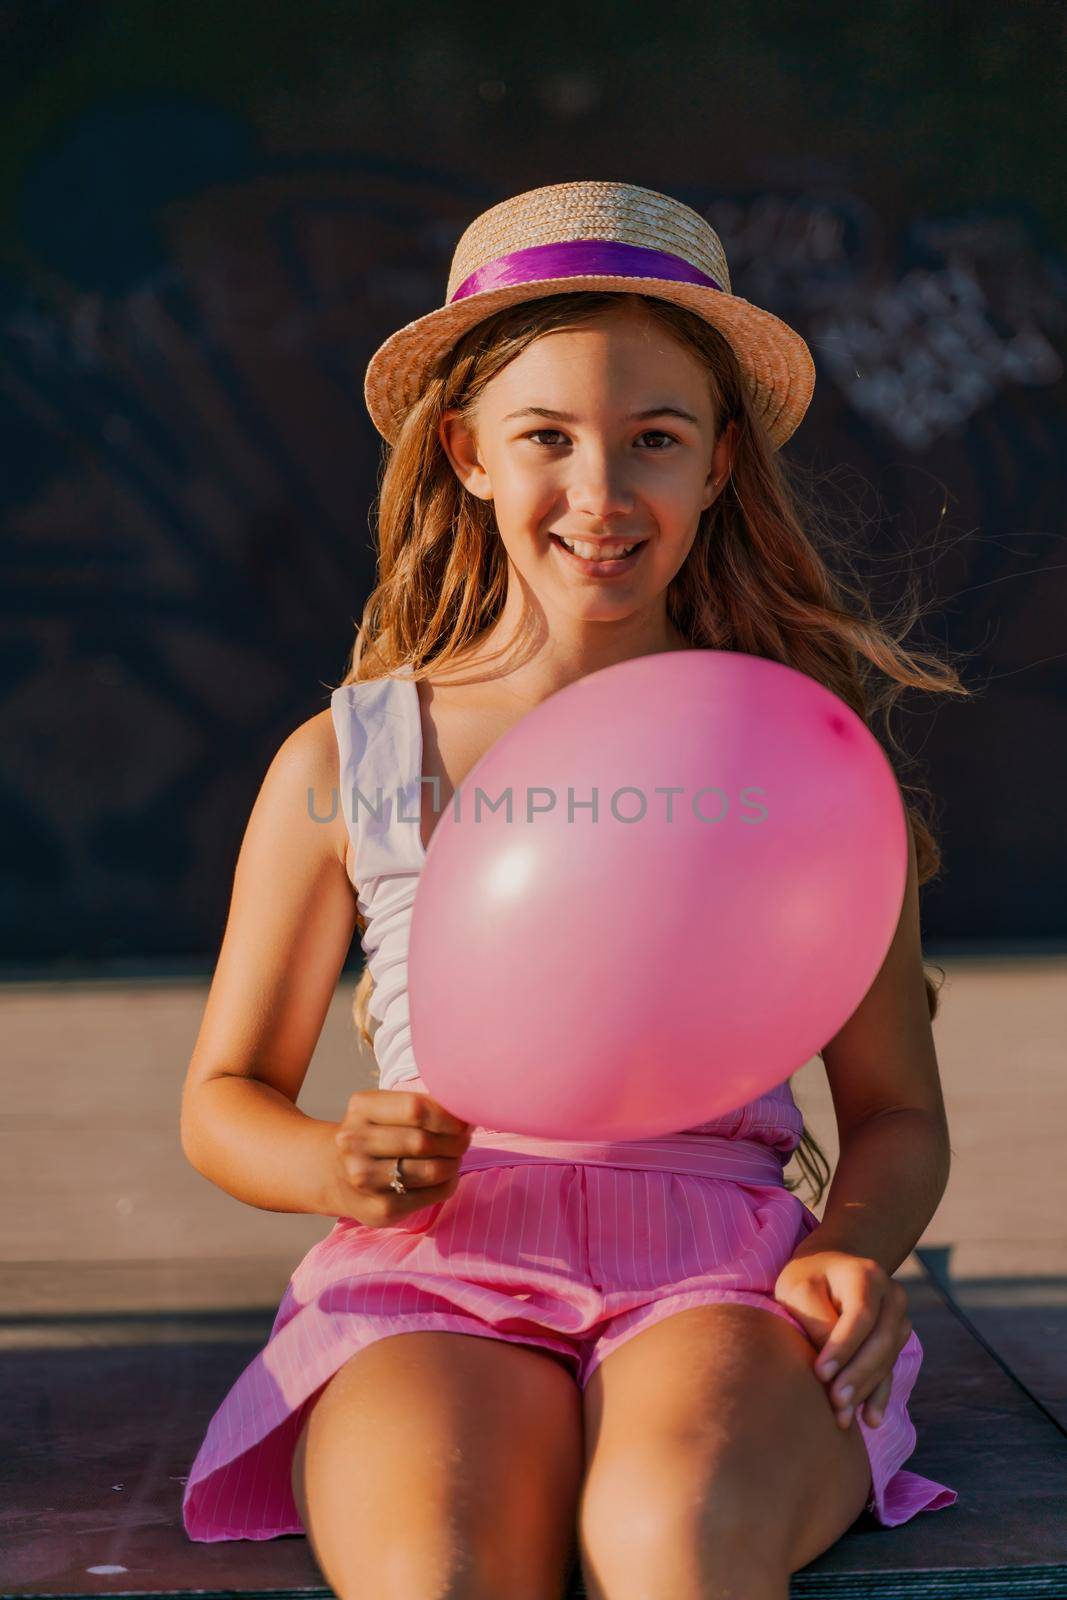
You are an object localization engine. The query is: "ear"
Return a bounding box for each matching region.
[439,409,494,501]
[702,418,737,509]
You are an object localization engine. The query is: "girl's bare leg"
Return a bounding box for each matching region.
[292,1330,584,1600]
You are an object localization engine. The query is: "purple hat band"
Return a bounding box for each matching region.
[450,237,724,303]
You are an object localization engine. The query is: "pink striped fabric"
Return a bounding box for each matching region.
[183,1067,957,1541]
[181,672,958,1542]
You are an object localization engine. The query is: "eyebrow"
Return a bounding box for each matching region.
[502,404,701,426]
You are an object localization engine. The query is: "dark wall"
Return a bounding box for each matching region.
[2,0,1065,969]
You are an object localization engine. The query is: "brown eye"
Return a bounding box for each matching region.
[526,430,678,449]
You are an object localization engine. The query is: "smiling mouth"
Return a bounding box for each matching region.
[549,532,648,574]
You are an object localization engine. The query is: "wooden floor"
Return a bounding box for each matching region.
[2,953,1066,1595]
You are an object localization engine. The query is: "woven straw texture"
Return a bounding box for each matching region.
[364,180,814,452]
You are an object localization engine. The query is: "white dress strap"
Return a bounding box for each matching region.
[329,673,424,890]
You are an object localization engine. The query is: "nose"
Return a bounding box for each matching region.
[566,444,635,521]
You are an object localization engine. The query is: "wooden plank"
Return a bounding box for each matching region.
[917,1245,1067,1435]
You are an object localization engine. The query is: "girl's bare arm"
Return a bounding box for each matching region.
[179,708,360,1215]
[792,812,953,1273]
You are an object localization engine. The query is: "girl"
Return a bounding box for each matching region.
[180,180,961,1598]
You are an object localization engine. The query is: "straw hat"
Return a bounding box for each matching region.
[364,179,815,452]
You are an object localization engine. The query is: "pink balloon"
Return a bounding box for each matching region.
[408,650,907,1140]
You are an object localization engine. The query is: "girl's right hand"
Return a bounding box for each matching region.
[329,1088,473,1226]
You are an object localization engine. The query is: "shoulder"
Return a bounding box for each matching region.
[272,704,342,783]
[257,705,349,870]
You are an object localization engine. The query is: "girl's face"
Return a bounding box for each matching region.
[440,304,735,639]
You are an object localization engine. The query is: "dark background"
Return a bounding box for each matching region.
[1,0,1065,972]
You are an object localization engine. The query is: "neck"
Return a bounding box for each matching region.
[448,606,690,705]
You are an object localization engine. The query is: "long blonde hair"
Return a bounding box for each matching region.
[338,289,973,1208]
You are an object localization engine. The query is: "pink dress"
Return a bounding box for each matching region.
[182,668,958,1541]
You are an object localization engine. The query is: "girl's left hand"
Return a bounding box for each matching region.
[772,1250,913,1430]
